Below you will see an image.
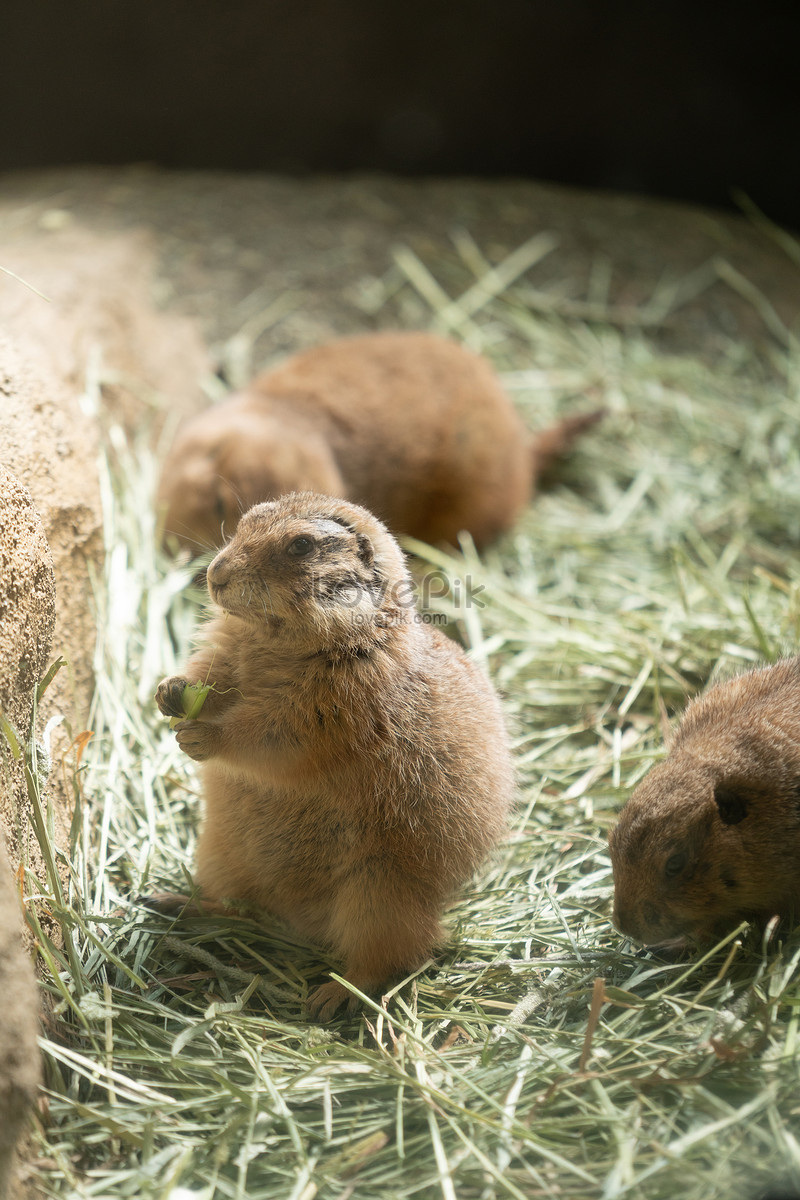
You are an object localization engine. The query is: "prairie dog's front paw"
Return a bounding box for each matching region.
[174,719,222,762]
[155,675,190,718]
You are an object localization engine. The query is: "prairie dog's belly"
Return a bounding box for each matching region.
[195,765,366,937]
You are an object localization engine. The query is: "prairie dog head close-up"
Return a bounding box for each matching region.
[609,658,800,947]
[205,491,413,646]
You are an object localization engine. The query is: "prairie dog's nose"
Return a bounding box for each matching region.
[207,551,232,588]
[612,904,630,935]
[612,902,641,940]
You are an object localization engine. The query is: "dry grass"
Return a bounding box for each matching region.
[15,225,800,1199]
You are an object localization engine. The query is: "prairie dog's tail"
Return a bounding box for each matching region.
[529,409,605,484]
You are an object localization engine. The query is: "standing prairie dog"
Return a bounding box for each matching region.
[155,492,515,1020]
[610,657,800,947]
[157,330,602,553]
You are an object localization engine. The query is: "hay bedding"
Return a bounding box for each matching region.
[20,233,800,1199]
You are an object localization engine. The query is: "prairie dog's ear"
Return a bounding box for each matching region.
[356,532,374,567]
[714,785,748,826]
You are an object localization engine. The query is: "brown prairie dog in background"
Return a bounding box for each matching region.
[157,330,602,554]
[609,657,800,948]
[154,492,515,1020]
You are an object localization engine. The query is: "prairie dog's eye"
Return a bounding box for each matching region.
[664,851,687,879]
[286,536,314,557]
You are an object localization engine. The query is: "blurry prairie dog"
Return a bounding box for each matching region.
[154,492,514,1020]
[157,330,602,553]
[609,657,800,947]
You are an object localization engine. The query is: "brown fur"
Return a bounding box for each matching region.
[157,331,602,553]
[154,492,514,1019]
[609,657,800,946]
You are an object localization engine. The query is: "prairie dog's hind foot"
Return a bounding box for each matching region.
[306,954,424,1022]
[306,978,374,1023]
[137,890,237,919]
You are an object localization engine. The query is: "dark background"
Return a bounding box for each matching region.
[2,0,797,225]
